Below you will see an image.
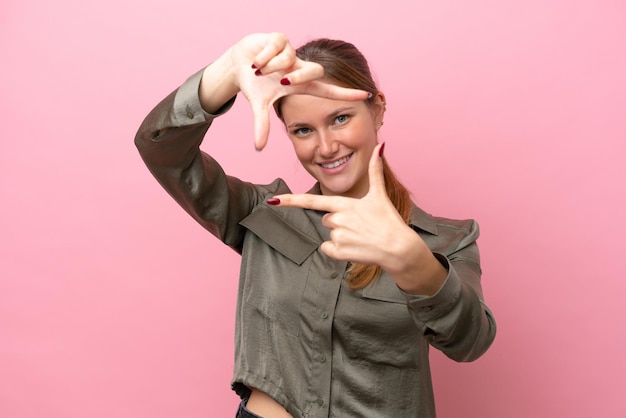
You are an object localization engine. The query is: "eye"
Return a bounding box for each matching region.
[334,114,350,125]
[292,127,312,137]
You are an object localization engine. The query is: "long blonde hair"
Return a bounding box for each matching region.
[275,38,413,289]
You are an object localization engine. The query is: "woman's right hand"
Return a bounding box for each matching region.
[200,33,369,150]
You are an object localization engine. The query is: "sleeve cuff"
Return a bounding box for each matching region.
[402,253,462,319]
[173,68,237,126]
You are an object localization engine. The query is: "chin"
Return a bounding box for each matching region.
[316,171,363,197]
[321,182,358,197]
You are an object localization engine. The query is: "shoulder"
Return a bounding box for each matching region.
[410,203,480,254]
[256,177,293,196]
[433,216,479,239]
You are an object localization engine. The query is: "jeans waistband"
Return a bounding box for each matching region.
[235,399,263,418]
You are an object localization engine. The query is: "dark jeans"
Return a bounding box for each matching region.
[235,399,263,418]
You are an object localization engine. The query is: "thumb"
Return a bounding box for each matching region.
[252,101,271,151]
[366,142,386,196]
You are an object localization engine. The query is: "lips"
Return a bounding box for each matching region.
[319,154,352,169]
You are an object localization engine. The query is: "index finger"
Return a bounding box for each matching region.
[268,193,351,212]
[284,60,371,101]
[297,81,370,101]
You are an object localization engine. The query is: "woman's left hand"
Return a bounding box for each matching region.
[270,143,447,295]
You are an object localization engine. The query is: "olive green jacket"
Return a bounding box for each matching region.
[135,70,496,418]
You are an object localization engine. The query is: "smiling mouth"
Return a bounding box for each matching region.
[319,154,353,169]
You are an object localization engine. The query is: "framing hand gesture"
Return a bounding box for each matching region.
[269,143,448,295]
[269,143,403,264]
[204,33,370,150]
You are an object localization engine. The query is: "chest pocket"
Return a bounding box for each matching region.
[239,206,320,336]
[344,274,424,369]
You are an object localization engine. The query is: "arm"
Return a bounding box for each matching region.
[134,69,263,251]
[135,33,369,248]
[269,144,496,361]
[403,221,496,362]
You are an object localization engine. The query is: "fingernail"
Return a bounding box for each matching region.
[367,92,373,99]
[251,64,257,69]
[255,69,262,76]
[280,77,291,86]
[267,198,281,205]
[378,142,386,157]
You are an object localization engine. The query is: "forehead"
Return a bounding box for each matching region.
[280,94,366,122]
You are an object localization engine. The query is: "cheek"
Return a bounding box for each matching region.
[345,123,377,148]
[290,139,315,164]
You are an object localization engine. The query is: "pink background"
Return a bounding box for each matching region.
[1,0,625,417]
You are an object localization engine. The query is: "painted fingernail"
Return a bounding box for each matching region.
[280,77,291,86]
[255,69,262,76]
[367,92,373,99]
[251,64,257,69]
[267,198,281,205]
[378,142,386,157]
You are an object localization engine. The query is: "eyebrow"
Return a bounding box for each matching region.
[286,106,356,129]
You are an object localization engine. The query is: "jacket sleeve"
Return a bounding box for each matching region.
[134,69,279,252]
[404,220,496,362]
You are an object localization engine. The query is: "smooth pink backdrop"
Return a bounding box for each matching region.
[1,1,625,417]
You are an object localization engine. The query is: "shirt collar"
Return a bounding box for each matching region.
[409,204,438,235]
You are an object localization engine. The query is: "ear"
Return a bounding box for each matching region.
[371,92,387,129]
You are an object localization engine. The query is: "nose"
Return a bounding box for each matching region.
[317,130,339,157]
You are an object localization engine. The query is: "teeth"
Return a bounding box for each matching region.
[321,155,351,169]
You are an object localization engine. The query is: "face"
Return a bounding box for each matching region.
[280,94,385,198]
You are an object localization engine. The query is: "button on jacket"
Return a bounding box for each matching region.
[135,70,496,418]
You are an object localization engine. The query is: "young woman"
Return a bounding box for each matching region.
[135,32,496,418]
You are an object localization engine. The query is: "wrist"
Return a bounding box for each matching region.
[384,228,447,296]
[397,252,447,296]
[198,50,240,114]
